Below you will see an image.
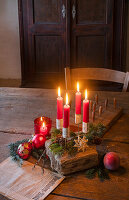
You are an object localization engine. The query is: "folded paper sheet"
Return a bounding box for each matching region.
[0,158,65,200]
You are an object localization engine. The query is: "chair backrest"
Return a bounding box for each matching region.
[65,67,129,92]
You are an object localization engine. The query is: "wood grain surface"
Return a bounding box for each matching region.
[0,88,129,200]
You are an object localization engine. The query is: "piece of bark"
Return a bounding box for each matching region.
[45,140,98,175]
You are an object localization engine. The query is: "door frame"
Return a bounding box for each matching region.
[18,0,128,87]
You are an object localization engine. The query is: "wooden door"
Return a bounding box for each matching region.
[70,0,114,69]
[21,0,66,88]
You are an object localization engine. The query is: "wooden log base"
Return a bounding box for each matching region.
[45,140,98,175]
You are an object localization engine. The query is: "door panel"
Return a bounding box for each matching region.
[22,0,66,87]
[71,0,114,69]
[77,35,105,67]
[35,36,62,73]
[77,0,106,24]
[34,0,60,23]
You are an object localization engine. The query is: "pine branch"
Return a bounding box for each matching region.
[85,168,97,179]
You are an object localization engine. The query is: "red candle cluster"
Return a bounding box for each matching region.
[34,85,90,138]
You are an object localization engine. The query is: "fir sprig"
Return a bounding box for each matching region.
[85,155,110,181]
[50,143,64,156]
[85,123,106,144]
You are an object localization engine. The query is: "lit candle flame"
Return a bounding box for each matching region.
[66,93,69,105]
[85,89,88,100]
[77,82,79,92]
[58,87,61,97]
[41,117,43,121]
[43,122,45,128]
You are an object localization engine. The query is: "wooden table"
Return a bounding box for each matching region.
[0,88,129,200]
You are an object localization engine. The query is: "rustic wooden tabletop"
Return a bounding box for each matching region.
[0,88,129,200]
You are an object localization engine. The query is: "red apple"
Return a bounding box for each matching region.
[32,134,46,149]
[104,152,120,170]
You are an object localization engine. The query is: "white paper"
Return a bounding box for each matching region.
[0,158,65,200]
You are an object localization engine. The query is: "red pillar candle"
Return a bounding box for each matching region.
[57,87,63,119]
[75,82,81,124]
[75,82,81,115]
[56,87,63,129]
[82,90,89,133]
[63,93,70,138]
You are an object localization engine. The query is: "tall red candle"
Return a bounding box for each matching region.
[63,93,70,128]
[57,87,63,119]
[83,90,89,123]
[75,82,81,115]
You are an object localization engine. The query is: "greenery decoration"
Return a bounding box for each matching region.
[85,155,110,181]
[49,123,106,156]
[50,143,64,156]
[86,123,106,144]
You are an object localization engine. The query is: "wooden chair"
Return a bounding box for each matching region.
[65,67,129,92]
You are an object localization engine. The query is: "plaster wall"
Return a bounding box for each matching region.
[0,0,21,80]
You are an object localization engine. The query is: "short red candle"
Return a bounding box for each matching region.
[57,87,63,119]
[83,90,89,123]
[63,93,70,128]
[75,82,81,114]
[34,116,52,136]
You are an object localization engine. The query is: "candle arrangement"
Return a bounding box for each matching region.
[55,84,90,138]
[9,86,122,177]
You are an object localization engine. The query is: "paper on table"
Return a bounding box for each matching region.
[0,157,65,200]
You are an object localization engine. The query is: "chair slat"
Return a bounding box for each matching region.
[71,68,126,84]
[65,67,129,91]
